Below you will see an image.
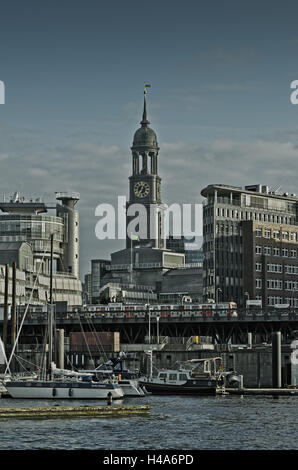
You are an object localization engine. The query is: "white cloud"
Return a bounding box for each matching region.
[160,137,298,204]
[29,168,49,177]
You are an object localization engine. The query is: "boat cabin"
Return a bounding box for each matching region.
[157,370,190,384]
[155,357,223,383]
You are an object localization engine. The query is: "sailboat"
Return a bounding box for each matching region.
[5,361,124,399]
[3,235,124,400]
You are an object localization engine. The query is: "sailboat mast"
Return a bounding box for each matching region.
[48,233,54,375]
[50,233,53,305]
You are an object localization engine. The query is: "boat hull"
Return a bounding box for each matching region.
[139,379,217,395]
[5,381,124,399]
[118,379,145,397]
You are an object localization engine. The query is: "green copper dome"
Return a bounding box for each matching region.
[133,126,158,148]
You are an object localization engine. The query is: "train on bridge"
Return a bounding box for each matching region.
[79,302,239,318]
[16,301,298,322]
[18,302,238,319]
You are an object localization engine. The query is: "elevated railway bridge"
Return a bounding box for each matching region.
[2,308,298,346]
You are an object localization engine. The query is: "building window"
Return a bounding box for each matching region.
[273,230,280,240]
[256,278,262,289]
[291,249,297,258]
[268,264,282,273]
[255,245,262,255]
[268,296,284,306]
[256,263,262,272]
[267,279,283,290]
[273,247,280,257]
[285,265,298,275]
[264,246,271,256]
[285,280,298,291]
[285,297,298,307]
[256,228,262,237]
[264,229,271,238]
[282,248,289,257]
[282,231,289,240]
[291,232,297,242]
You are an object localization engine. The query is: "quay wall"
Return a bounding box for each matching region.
[126,346,296,388]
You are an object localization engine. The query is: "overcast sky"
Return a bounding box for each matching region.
[1,0,298,279]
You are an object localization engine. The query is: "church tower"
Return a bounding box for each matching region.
[126,88,164,249]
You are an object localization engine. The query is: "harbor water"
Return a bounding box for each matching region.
[0,394,297,450]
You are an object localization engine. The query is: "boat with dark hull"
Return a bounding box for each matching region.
[139,357,223,396]
[139,376,217,395]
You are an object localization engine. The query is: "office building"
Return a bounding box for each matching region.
[0,191,82,305]
[243,220,298,308]
[201,183,298,307]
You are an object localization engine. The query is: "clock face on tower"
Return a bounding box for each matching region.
[134,181,150,198]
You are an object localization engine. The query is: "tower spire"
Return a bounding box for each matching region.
[141,84,151,127]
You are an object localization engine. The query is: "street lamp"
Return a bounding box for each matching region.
[156,316,160,344]
[145,303,151,345]
[146,290,153,344]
